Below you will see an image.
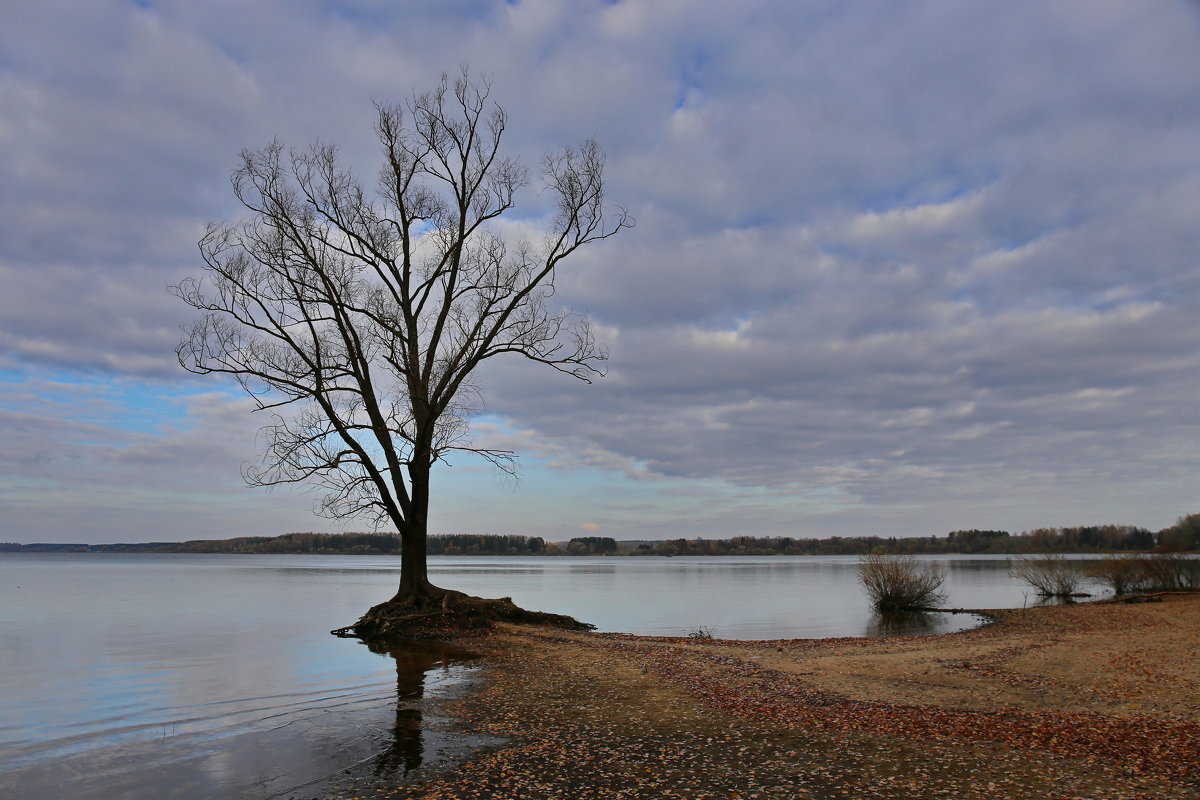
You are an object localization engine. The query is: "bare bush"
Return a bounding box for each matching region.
[1088,556,1149,596]
[1137,554,1200,591]
[858,554,947,611]
[1011,556,1087,598]
[1089,554,1199,595]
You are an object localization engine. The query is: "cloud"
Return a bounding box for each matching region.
[3,0,1200,541]
[0,381,333,541]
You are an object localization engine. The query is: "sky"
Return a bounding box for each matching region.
[2,0,1200,544]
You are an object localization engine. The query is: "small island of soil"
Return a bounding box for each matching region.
[327,594,1200,799]
[333,591,595,640]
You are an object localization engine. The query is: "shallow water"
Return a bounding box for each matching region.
[0,552,1066,798]
[0,554,493,799]
[425,554,1034,638]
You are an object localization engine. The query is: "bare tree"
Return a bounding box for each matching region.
[172,72,630,620]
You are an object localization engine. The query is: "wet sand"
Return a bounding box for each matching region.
[325,594,1200,799]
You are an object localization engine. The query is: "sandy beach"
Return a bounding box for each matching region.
[325,594,1200,799]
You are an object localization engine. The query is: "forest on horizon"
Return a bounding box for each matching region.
[5,515,1198,556]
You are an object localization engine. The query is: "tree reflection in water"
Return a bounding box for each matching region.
[864,610,938,638]
[363,639,480,777]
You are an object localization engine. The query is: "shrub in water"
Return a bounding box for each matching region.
[1088,555,1148,596]
[857,554,947,611]
[1137,553,1200,591]
[1011,555,1086,598]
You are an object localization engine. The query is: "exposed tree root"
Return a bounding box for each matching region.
[332,589,594,641]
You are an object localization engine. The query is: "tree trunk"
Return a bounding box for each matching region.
[390,457,443,604]
[395,523,436,600]
[338,456,596,639]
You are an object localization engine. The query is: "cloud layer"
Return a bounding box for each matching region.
[3,0,1199,542]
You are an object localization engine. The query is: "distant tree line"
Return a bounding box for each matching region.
[3,514,1196,556]
[564,536,618,554]
[0,532,545,555]
[638,523,1180,557]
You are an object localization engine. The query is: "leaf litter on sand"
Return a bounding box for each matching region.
[324,594,1200,800]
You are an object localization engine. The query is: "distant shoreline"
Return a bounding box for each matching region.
[5,518,1197,557]
[4,541,1194,558]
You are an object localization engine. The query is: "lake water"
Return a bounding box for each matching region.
[0,553,1075,799]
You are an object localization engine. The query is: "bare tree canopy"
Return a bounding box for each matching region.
[172,71,631,608]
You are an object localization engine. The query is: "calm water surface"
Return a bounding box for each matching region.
[0,553,1070,798]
